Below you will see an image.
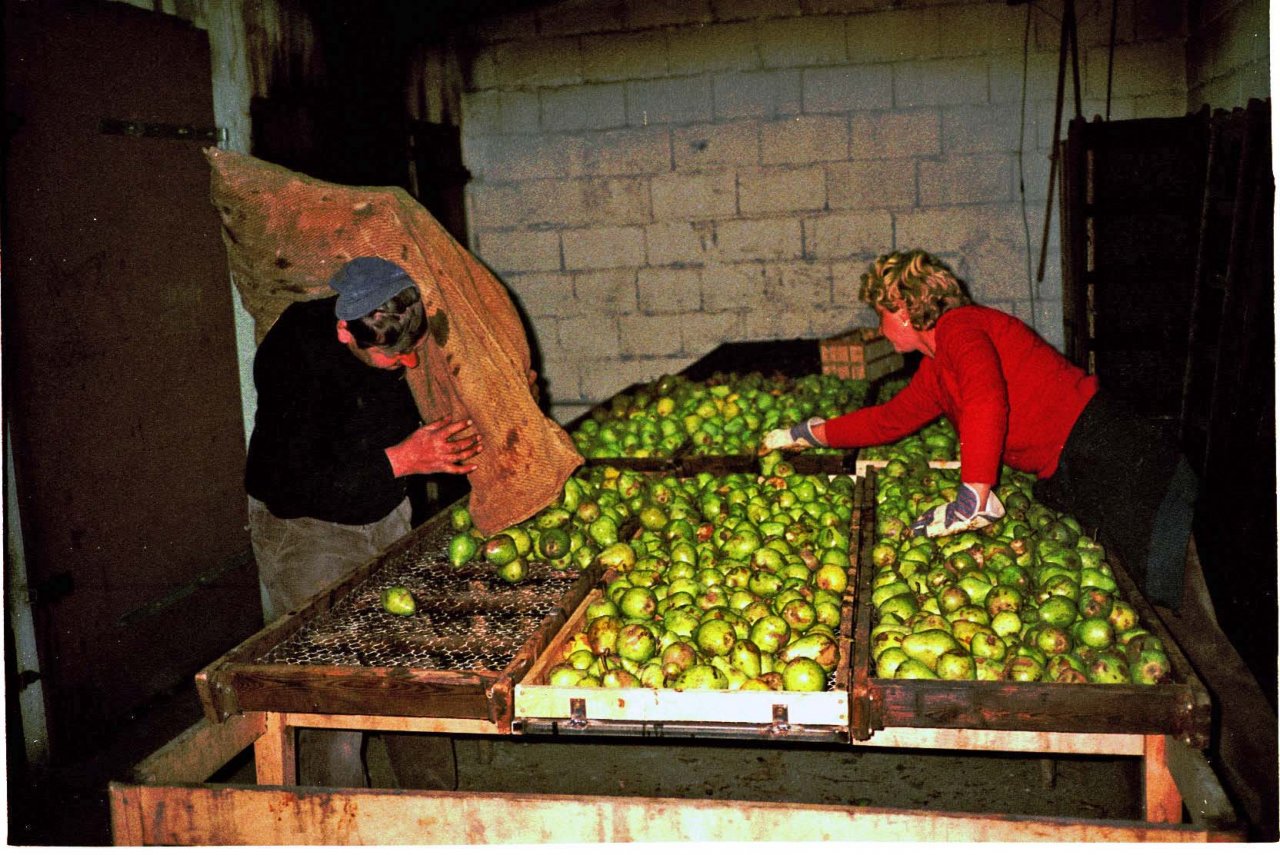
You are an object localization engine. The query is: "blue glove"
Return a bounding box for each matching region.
[911,483,1005,537]
[758,417,826,454]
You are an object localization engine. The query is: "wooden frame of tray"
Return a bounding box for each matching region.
[513,586,853,736]
[512,474,863,739]
[194,504,601,732]
[849,464,1213,747]
[580,450,859,477]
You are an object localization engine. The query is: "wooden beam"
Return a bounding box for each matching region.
[1165,735,1241,837]
[107,782,146,847]
[279,712,501,734]
[861,727,1143,755]
[109,784,1237,845]
[130,712,265,784]
[255,712,296,786]
[1144,734,1183,824]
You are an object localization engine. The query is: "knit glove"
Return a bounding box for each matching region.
[757,417,826,455]
[911,483,1005,537]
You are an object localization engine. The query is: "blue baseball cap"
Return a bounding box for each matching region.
[330,257,415,320]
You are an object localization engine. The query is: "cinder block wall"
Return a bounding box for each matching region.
[460,0,1190,424]
[1186,0,1270,110]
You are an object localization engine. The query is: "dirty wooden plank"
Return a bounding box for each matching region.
[860,727,1143,755]
[255,712,295,786]
[519,588,600,686]
[218,664,495,720]
[279,712,501,735]
[1144,734,1183,824]
[872,679,1194,734]
[851,473,877,740]
[130,712,265,785]
[109,784,1237,845]
[107,783,145,846]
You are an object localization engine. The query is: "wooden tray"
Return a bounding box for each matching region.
[584,450,858,477]
[512,475,864,741]
[679,450,859,475]
[577,456,678,473]
[512,588,851,739]
[849,466,1213,747]
[194,505,601,732]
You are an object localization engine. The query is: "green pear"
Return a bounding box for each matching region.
[899,629,959,671]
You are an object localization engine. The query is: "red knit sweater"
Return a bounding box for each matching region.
[823,305,1098,483]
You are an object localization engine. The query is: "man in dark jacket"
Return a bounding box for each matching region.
[246,256,481,786]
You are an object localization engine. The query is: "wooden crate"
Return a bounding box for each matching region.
[512,473,863,740]
[820,328,904,381]
[512,587,851,737]
[849,465,1213,747]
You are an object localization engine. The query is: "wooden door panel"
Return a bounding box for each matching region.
[4,0,260,759]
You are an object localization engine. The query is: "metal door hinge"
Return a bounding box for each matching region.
[100,118,225,144]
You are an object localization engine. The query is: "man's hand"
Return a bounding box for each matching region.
[757,417,827,455]
[386,418,483,477]
[911,482,1005,538]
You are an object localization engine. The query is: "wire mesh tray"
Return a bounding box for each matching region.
[195,507,600,728]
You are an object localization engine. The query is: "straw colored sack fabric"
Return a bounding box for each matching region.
[205,148,582,534]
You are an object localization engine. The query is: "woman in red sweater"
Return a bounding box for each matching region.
[761,249,1196,608]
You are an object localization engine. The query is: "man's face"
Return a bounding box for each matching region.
[336,320,423,370]
[358,346,420,371]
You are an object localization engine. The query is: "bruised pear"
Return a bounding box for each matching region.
[899,629,960,671]
[935,651,975,680]
[780,633,839,672]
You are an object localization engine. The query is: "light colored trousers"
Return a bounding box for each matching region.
[248,496,457,789]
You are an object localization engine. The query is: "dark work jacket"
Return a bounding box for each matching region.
[245,297,422,525]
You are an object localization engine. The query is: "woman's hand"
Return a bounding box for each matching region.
[911,482,1004,537]
[386,418,483,477]
[757,417,828,455]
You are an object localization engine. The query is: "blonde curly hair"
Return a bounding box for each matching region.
[858,249,972,331]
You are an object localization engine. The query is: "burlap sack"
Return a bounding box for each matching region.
[205,148,582,534]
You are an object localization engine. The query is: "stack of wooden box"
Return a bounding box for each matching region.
[819,328,903,381]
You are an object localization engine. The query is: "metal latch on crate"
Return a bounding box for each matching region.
[768,704,790,735]
[567,697,588,728]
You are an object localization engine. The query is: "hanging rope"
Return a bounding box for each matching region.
[1036,0,1083,284]
[1106,0,1119,120]
[1017,1,1037,328]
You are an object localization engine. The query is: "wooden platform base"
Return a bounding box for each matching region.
[109,710,1242,844]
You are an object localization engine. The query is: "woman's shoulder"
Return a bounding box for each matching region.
[937,304,1028,336]
[942,303,1008,323]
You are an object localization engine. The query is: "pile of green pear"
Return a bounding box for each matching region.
[862,417,957,462]
[869,463,1172,685]
[571,372,869,458]
[472,464,858,691]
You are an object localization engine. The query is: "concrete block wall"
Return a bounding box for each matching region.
[1186,0,1270,111]
[459,0,1192,424]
